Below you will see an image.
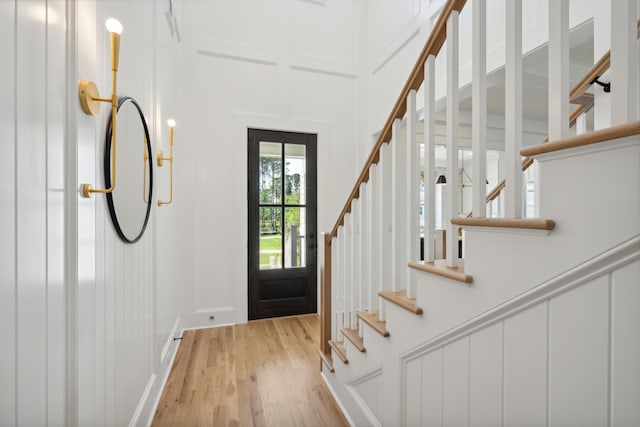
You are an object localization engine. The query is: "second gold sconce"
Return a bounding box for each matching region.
[157,119,176,206]
[79,18,123,198]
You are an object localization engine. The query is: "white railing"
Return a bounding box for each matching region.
[320,0,640,358]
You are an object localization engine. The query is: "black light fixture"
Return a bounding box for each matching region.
[436,175,447,184]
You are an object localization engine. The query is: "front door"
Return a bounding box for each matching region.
[248,129,317,320]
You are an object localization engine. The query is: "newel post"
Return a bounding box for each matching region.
[320,232,332,355]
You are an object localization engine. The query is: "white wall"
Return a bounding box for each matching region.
[74,1,184,425]
[177,0,360,328]
[0,1,66,425]
[1,0,183,425]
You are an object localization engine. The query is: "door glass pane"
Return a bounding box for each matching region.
[259,207,282,269]
[285,144,306,205]
[259,142,281,204]
[284,207,306,268]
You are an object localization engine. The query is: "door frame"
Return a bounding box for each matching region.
[247,128,318,320]
[231,113,329,325]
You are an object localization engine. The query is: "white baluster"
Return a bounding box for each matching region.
[472,0,487,218]
[343,214,351,333]
[378,142,392,321]
[368,164,378,313]
[446,11,460,267]
[548,0,570,141]
[391,118,404,288]
[350,200,358,329]
[576,113,588,135]
[406,89,419,298]
[593,0,612,130]
[424,54,436,262]
[611,0,639,125]
[505,0,523,219]
[358,182,367,332]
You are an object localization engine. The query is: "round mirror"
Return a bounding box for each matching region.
[105,96,153,243]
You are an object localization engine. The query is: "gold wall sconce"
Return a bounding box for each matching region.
[157,119,176,206]
[79,18,123,198]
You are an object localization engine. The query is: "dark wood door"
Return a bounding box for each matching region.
[248,129,317,320]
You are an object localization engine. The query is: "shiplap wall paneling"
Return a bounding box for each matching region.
[421,348,444,426]
[0,1,68,425]
[46,0,68,423]
[16,1,48,425]
[503,303,548,426]
[548,276,609,426]
[405,357,422,426]
[0,0,16,424]
[469,322,503,426]
[611,260,640,425]
[442,337,469,426]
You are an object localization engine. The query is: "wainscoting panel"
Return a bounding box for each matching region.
[399,242,640,427]
[469,322,503,426]
[503,303,548,426]
[442,337,469,426]
[611,261,640,425]
[548,276,609,426]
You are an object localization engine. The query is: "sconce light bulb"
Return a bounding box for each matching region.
[167,119,176,128]
[105,18,123,35]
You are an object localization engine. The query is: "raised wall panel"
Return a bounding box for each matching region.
[421,349,444,426]
[548,277,609,426]
[442,337,469,426]
[469,322,503,426]
[187,0,278,51]
[291,0,357,67]
[0,0,16,424]
[611,260,640,426]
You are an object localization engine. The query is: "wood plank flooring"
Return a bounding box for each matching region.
[152,314,348,427]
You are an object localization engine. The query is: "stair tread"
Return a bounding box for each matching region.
[451,217,555,231]
[341,328,366,352]
[357,311,390,337]
[379,289,423,315]
[328,340,348,364]
[318,350,335,373]
[409,258,473,284]
[520,120,640,157]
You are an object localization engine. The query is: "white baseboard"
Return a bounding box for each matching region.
[127,316,184,427]
[321,371,356,427]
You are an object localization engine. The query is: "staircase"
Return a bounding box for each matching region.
[318,1,640,426]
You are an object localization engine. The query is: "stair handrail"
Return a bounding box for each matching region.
[483,19,640,207]
[328,0,468,240]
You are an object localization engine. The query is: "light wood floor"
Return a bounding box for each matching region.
[152,314,348,427]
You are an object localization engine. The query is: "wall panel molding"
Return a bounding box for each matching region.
[195,38,278,66]
[290,58,357,79]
